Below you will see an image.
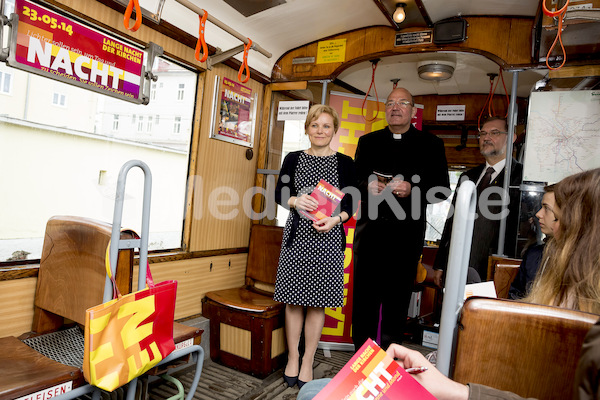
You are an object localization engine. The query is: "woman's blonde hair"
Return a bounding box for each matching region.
[526,168,600,314]
[304,104,340,133]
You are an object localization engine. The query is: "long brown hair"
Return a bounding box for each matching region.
[526,168,600,314]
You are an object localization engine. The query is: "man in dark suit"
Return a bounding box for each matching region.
[352,88,450,350]
[433,117,523,284]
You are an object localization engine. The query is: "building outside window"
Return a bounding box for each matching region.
[173,116,182,134]
[52,92,66,106]
[0,70,11,94]
[147,116,153,132]
[112,114,119,131]
[137,115,144,132]
[177,83,184,101]
[150,82,157,100]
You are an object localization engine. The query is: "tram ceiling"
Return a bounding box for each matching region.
[147,0,538,76]
[128,0,596,96]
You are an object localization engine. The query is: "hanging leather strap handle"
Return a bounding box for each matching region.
[238,38,252,83]
[123,0,142,32]
[195,10,209,63]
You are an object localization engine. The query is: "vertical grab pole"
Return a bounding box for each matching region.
[496,70,520,256]
[104,160,153,302]
[436,180,477,377]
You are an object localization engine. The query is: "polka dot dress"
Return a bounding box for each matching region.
[274,152,345,308]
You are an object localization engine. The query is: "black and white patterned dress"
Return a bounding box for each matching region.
[273,152,345,308]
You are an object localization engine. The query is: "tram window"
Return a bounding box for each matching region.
[274,120,311,226]
[3,0,14,16]
[425,170,462,243]
[0,57,197,262]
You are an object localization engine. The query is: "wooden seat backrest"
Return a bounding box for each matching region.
[245,224,283,291]
[486,255,520,281]
[32,215,133,334]
[452,297,597,400]
[493,262,521,298]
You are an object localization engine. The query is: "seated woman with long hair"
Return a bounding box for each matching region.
[525,167,600,314]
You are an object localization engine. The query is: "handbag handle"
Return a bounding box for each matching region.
[105,230,154,299]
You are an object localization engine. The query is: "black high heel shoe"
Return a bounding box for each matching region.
[283,374,298,387]
[297,379,308,389]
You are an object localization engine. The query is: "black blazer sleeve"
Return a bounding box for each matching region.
[275,151,300,208]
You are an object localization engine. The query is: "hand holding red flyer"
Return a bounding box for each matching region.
[299,179,345,222]
[312,338,437,400]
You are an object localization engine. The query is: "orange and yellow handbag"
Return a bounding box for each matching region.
[83,246,177,391]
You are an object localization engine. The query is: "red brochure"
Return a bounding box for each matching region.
[313,338,437,400]
[299,179,345,222]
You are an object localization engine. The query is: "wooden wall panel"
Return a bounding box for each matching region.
[134,254,248,319]
[188,65,265,251]
[0,278,37,338]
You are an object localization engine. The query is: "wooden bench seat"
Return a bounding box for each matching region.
[202,224,285,378]
[0,336,83,399]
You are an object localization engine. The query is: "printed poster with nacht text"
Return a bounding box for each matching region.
[215,77,254,147]
[12,0,144,102]
[320,92,423,347]
[313,338,436,400]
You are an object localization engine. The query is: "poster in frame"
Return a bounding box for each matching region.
[209,75,257,148]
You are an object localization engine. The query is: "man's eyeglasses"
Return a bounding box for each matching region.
[477,130,507,139]
[385,100,413,108]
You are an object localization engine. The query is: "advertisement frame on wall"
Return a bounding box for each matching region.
[209,75,258,148]
[5,0,160,104]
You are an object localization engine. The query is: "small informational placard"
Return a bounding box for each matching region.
[210,76,256,148]
[395,30,433,46]
[8,0,146,103]
[436,104,466,121]
[15,381,73,400]
[292,57,315,65]
[277,100,310,121]
[316,39,346,64]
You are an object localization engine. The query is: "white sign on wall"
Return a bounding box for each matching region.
[277,101,310,121]
[436,105,466,121]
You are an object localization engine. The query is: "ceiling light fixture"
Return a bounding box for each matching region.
[417,61,455,81]
[393,3,406,23]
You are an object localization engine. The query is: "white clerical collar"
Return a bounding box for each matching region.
[392,133,403,140]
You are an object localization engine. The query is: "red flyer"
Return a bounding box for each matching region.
[299,180,345,222]
[313,338,437,400]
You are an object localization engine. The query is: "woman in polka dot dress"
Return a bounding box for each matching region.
[274,104,356,388]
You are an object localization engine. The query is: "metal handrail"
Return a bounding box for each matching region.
[173,0,272,59]
[436,180,477,377]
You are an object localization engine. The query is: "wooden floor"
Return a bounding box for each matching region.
[147,342,433,400]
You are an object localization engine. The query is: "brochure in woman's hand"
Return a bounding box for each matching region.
[312,338,436,400]
[299,179,345,222]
